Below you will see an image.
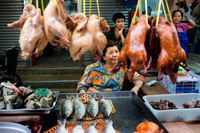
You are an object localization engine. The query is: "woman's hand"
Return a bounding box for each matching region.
[184,13,196,28]
[131,80,144,95]
[79,90,86,93]
[115,27,124,39]
[184,13,189,21]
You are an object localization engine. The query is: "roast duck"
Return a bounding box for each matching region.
[148,17,187,84]
[43,0,71,49]
[115,15,187,84]
[7,4,48,60]
[115,15,151,81]
[66,14,110,61]
[134,121,164,133]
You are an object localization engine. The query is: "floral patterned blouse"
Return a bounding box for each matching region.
[77,60,144,92]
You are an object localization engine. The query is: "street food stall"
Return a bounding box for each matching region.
[41,92,168,132]
[0,0,200,132]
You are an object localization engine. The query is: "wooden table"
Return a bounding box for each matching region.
[162,121,200,133]
[141,77,169,95]
[141,77,200,133]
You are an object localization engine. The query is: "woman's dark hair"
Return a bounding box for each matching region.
[100,43,118,64]
[172,10,183,19]
[112,13,126,23]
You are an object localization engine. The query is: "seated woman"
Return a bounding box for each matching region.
[77,43,144,94]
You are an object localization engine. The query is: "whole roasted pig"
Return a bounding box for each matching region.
[7,4,48,60]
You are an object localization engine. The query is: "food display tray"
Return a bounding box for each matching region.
[0,91,60,115]
[0,122,31,133]
[40,91,168,133]
[143,93,200,122]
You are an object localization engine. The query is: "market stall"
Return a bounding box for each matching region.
[41,92,167,133]
[0,0,200,132]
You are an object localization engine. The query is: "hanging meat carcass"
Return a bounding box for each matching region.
[149,17,187,84]
[116,15,151,81]
[146,17,170,68]
[65,13,86,32]
[7,4,48,60]
[43,0,71,49]
[67,14,110,61]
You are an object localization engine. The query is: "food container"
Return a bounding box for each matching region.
[0,91,60,132]
[0,122,31,133]
[143,93,200,122]
[0,91,59,115]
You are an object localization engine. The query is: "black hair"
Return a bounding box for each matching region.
[172,10,183,19]
[112,12,126,23]
[100,43,118,64]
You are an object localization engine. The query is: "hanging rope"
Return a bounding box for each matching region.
[154,0,158,18]
[96,0,101,21]
[54,0,58,9]
[36,0,39,9]
[140,0,142,16]
[165,0,173,23]
[89,0,92,17]
[131,0,141,26]
[83,0,86,16]
[41,0,44,15]
[79,0,82,13]
[29,0,33,4]
[161,0,168,21]
[145,0,148,26]
[156,0,162,27]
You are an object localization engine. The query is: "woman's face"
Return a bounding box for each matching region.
[103,46,119,64]
[173,12,182,24]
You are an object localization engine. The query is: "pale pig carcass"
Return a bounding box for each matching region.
[68,14,110,61]
[43,0,71,49]
[7,4,48,60]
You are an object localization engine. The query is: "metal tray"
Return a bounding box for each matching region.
[0,122,31,133]
[41,91,168,133]
[0,91,60,115]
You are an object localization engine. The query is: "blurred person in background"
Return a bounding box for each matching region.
[190,0,200,53]
[172,10,196,58]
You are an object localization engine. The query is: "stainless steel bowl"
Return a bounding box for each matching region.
[0,122,31,133]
